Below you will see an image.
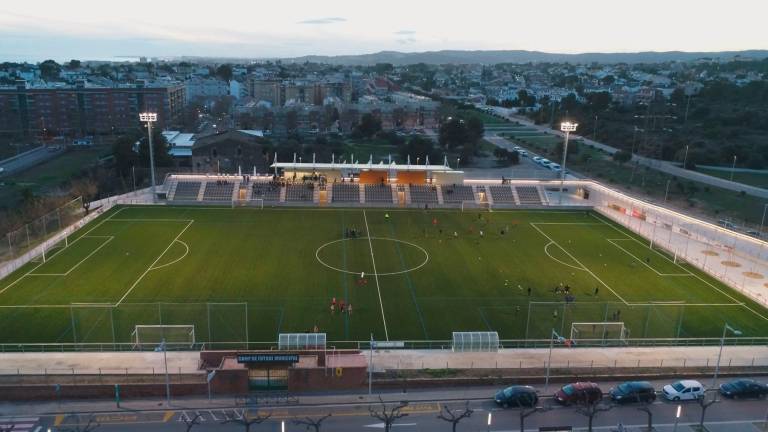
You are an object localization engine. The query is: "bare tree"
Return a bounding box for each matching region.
[369,396,409,432]
[575,400,614,432]
[436,402,473,432]
[634,394,656,431]
[697,392,719,427]
[181,413,203,431]
[70,177,99,214]
[518,405,550,432]
[222,409,272,432]
[292,413,332,432]
[60,414,100,432]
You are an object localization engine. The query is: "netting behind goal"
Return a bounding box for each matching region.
[132,325,195,349]
[570,322,627,345]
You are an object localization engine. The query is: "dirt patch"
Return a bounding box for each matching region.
[702,250,719,256]
[722,260,742,268]
[743,272,764,279]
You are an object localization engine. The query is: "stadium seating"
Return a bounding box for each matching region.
[489,185,516,203]
[409,185,439,204]
[332,183,360,202]
[441,184,475,203]
[515,186,544,205]
[286,183,314,201]
[173,181,202,201]
[203,181,235,201]
[251,182,281,201]
[365,184,393,202]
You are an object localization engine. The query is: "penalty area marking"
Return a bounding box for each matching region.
[315,237,430,276]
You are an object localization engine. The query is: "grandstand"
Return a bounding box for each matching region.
[442,184,476,203]
[286,183,314,201]
[332,183,360,202]
[365,184,394,203]
[172,181,202,201]
[489,185,516,203]
[203,181,236,201]
[409,185,439,204]
[252,182,281,201]
[515,185,545,205]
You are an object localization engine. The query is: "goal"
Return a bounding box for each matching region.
[132,325,196,350]
[30,235,69,263]
[460,201,492,212]
[570,322,628,345]
[232,198,264,209]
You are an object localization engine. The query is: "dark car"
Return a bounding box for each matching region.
[494,385,538,408]
[554,382,602,405]
[719,379,768,399]
[609,381,657,404]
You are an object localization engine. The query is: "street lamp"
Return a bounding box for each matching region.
[139,112,158,200]
[682,144,689,170]
[760,203,767,237]
[155,338,171,406]
[544,328,564,391]
[730,155,737,182]
[712,323,742,393]
[487,412,492,432]
[672,405,682,432]
[559,121,578,205]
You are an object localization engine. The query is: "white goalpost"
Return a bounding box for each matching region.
[132,324,196,349]
[232,198,264,209]
[570,322,628,345]
[31,235,69,263]
[460,201,492,212]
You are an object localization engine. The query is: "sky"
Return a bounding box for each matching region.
[1,0,767,62]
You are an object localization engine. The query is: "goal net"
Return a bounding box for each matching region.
[30,235,69,263]
[233,198,264,209]
[460,201,492,212]
[570,322,628,345]
[132,325,196,350]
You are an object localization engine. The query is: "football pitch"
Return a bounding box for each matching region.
[1,205,767,348]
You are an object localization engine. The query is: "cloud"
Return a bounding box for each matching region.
[297,17,346,25]
[394,30,416,35]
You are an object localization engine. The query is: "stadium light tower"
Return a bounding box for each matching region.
[139,112,158,199]
[559,121,578,205]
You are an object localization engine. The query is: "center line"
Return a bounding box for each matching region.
[363,210,389,341]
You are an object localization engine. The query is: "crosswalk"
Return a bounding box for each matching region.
[0,416,40,432]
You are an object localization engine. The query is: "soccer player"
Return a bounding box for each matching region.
[347,304,353,315]
[340,301,346,313]
[330,303,335,314]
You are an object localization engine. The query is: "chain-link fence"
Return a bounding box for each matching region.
[1,197,84,262]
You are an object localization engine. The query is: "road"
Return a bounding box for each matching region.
[0,145,65,178]
[480,105,768,199]
[5,378,768,431]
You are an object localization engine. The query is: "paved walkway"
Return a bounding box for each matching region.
[1,345,766,376]
[371,345,768,372]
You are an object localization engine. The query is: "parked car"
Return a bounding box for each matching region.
[609,381,657,404]
[719,379,768,399]
[494,385,538,408]
[662,380,705,401]
[554,382,602,405]
[549,163,562,172]
[532,156,543,163]
[519,150,528,157]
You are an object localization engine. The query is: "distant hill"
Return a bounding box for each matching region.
[279,49,768,65]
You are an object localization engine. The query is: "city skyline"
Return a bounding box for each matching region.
[2,0,768,62]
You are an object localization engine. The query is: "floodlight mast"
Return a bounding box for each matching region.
[140,112,158,200]
[559,121,578,205]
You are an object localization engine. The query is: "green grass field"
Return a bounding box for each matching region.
[1,206,767,348]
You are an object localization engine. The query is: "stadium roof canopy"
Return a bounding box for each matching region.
[270,162,455,172]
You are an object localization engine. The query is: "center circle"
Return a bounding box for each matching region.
[316,237,429,276]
